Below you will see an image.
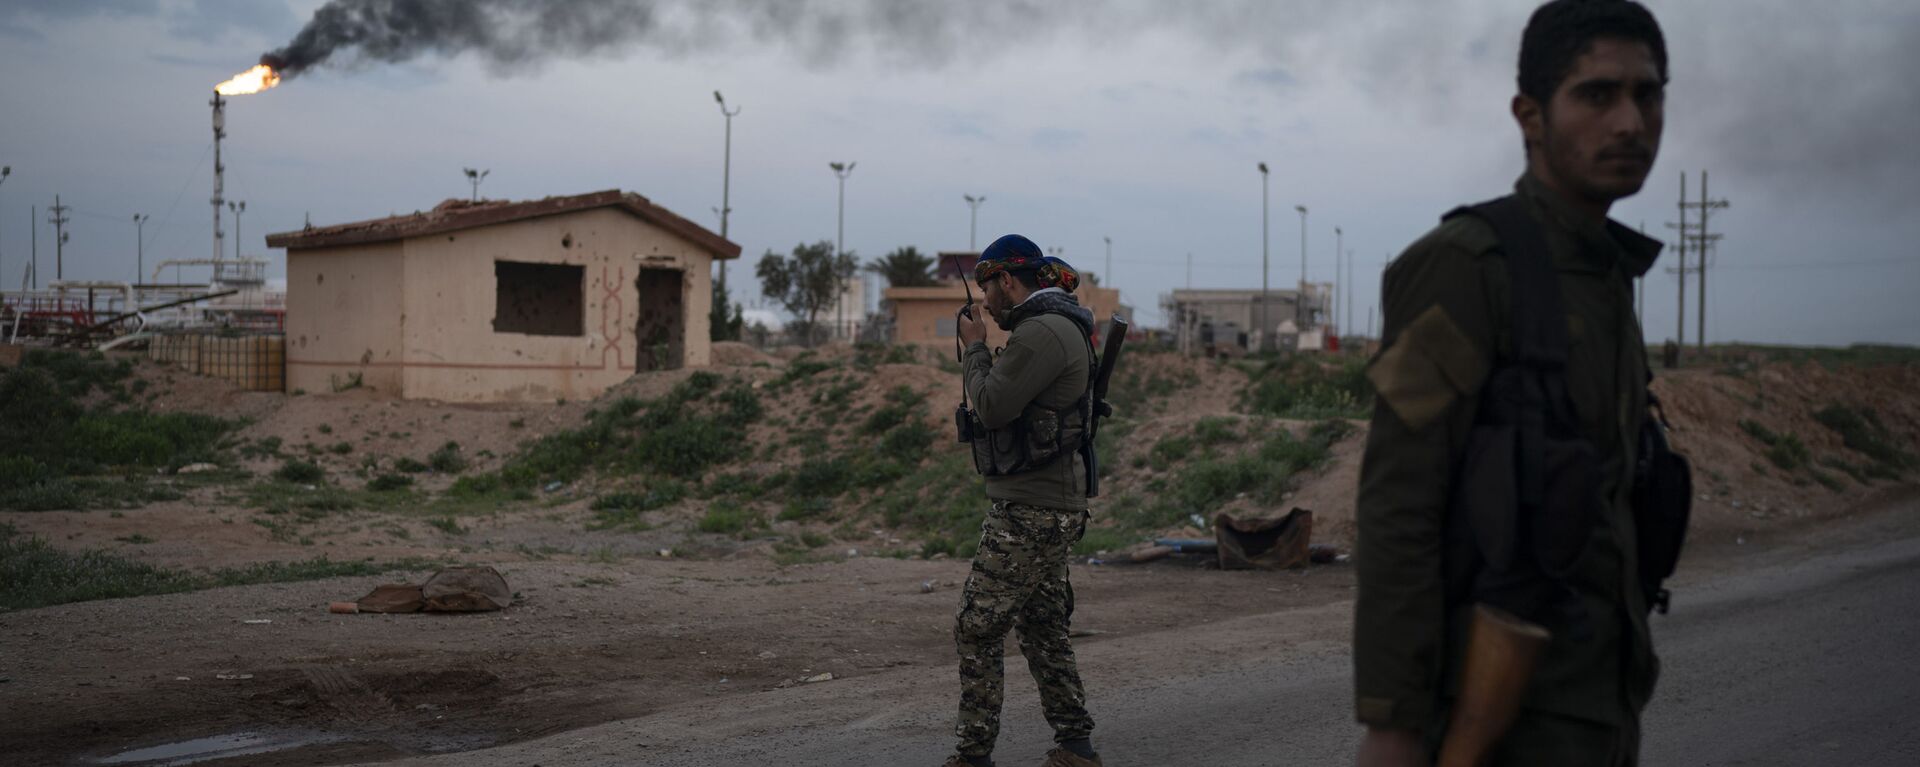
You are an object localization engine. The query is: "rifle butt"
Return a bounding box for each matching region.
[1436,603,1551,767]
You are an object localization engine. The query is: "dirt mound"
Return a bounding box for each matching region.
[1655,362,1920,540]
[712,341,783,368]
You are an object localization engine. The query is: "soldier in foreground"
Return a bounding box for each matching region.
[1354,1,1689,765]
[944,235,1102,767]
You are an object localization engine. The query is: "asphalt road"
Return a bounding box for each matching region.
[366,505,1920,767]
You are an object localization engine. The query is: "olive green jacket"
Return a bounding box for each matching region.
[1353,173,1662,730]
[962,312,1092,511]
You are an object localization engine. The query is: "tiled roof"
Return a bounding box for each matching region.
[264,189,740,258]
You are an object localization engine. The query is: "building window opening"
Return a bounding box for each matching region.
[493,261,584,337]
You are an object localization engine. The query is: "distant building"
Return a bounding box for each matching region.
[1162,284,1332,355]
[883,251,1130,349]
[266,190,740,403]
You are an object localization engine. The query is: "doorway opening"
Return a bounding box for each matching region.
[635,268,685,372]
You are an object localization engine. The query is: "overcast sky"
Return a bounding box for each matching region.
[1,0,1915,345]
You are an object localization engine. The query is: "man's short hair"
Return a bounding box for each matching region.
[1518,0,1668,106]
[1002,269,1043,291]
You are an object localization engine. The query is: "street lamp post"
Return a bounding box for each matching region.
[1333,225,1343,338]
[714,91,740,310]
[963,194,986,251]
[1258,162,1270,352]
[133,214,148,285]
[1103,236,1112,286]
[227,200,245,261]
[829,161,856,340]
[0,166,10,292]
[463,167,490,202]
[1295,205,1308,330]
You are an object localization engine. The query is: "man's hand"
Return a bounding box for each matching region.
[957,304,988,346]
[1356,727,1427,767]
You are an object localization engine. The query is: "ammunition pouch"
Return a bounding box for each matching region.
[1631,395,1692,614]
[968,395,1091,477]
[1445,365,1604,629]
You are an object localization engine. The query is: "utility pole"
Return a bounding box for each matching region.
[1682,170,1729,352]
[829,161,855,340]
[1666,172,1687,349]
[463,167,490,202]
[133,214,148,285]
[1636,222,1647,321]
[963,194,986,250]
[47,195,70,282]
[1258,162,1270,351]
[30,205,37,290]
[714,91,740,312]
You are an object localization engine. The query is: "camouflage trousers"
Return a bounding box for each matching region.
[953,500,1094,757]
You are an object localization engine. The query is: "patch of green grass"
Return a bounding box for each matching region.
[427,516,466,535]
[1739,420,1812,472]
[588,481,685,530]
[0,524,437,611]
[393,457,429,473]
[1814,404,1914,478]
[696,500,759,535]
[1192,416,1241,446]
[771,536,846,566]
[1149,434,1194,470]
[1240,355,1373,419]
[1109,419,1349,535]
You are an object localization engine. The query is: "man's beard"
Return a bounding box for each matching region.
[1546,131,1655,204]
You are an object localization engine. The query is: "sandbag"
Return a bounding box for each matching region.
[356,583,424,614]
[421,566,511,612]
[1215,508,1314,570]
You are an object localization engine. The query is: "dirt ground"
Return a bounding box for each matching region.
[2,344,1917,765]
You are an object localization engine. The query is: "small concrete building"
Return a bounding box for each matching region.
[266,190,739,403]
[1162,284,1331,355]
[884,251,1130,349]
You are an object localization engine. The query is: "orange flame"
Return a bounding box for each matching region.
[214,64,280,96]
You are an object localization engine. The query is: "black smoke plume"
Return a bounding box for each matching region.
[261,0,672,77]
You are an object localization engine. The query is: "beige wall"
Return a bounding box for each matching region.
[287,207,720,403]
[286,240,406,394]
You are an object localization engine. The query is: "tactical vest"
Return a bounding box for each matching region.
[968,314,1096,478]
[1440,196,1693,627]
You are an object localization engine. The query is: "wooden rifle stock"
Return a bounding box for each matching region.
[1436,604,1551,767]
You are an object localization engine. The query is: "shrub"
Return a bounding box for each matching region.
[366,474,413,492]
[273,460,326,484]
[428,441,467,473]
[1814,405,1914,476]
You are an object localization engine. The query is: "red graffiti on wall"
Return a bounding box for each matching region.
[599,264,629,370]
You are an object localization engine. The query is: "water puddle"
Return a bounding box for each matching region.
[95,730,345,766]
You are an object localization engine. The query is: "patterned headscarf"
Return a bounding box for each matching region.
[974,234,1079,293]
